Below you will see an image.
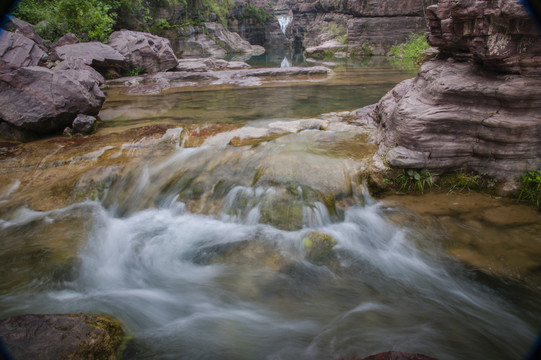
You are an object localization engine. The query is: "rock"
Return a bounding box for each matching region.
[304,39,348,58]
[108,30,178,74]
[417,47,439,64]
[371,0,541,183]
[2,15,48,52]
[374,59,541,181]
[167,22,265,58]
[359,351,438,360]
[303,231,337,265]
[0,58,105,133]
[286,0,435,54]
[175,58,251,72]
[0,31,47,68]
[427,0,541,75]
[72,114,97,134]
[51,33,80,49]
[0,313,125,360]
[50,42,126,70]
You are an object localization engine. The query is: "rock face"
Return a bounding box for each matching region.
[0,31,47,68]
[367,0,541,183]
[108,30,178,74]
[0,59,105,133]
[278,0,436,55]
[50,42,126,70]
[426,0,541,75]
[0,313,125,360]
[164,22,265,58]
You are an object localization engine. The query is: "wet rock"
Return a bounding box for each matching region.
[176,58,250,72]
[72,114,97,134]
[303,231,337,265]
[304,39,348,58]
[0,313,125,360]
[50,42,126,70]
[0,30,47,68]
[2,15,48,52]
[359,351,438,360]
[0,58,105,133]
[108,30,178,74]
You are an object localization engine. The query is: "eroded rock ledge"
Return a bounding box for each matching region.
[359,0,541,186]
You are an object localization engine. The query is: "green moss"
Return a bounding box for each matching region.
[302,231,337,265]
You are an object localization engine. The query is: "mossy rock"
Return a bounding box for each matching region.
[0,313,128,360]
[259,198,304,231]
[303,231,338,265]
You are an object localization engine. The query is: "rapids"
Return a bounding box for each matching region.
[0,58,540,360]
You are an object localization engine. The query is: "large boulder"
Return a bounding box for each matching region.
[0,58,105,133]
[359,351,438,360]
[50,42,126,70]
[372,59,541,181]
[0,313,125,360]
[108,30,178,74]
[0,31,47,68]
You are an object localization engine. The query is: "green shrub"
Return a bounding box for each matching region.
[518,170,541,210]
[243,3,273,24]
[397,169,435,194]
[12,0,116,42]
[388,32,429,61]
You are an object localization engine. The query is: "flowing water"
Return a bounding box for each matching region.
[0,58,540,360]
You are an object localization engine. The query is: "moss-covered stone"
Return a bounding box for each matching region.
[303,231,338,265]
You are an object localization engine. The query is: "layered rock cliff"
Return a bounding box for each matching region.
[281,0,436,55]
[367,0,541,186]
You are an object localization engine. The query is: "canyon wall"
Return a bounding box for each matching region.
[281,0,436,55]
[366,0,541,186]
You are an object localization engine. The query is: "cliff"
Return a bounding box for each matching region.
[365,0,541,188]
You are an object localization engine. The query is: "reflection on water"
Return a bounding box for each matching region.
[99,57,416,129]
[0,58,540,360]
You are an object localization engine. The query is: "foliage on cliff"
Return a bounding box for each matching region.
[11,0,235,41]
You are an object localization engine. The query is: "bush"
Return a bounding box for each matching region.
[388,32,429,61]
[518,170,541,210]
[12,0,116,42]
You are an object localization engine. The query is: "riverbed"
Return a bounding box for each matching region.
[0,57,539,360]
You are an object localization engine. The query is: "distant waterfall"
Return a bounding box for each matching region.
[277,15,292,36]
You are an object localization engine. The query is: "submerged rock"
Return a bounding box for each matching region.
[303,231,338,265]
[0,313,126,360]
[359,351,438,360]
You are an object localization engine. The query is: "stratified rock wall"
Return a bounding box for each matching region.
[370,0,541,183]
[280,0,436,55]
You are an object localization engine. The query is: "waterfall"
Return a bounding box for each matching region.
[277,15,292,36]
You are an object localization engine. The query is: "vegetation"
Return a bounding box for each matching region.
[518,170,541,210]
[11,0,235,41]
[388,32,429,62]
[396,169,435,194]
[242,3,273,25]
[323,23,347,44]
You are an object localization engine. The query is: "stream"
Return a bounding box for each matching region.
[0,57,540,360]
